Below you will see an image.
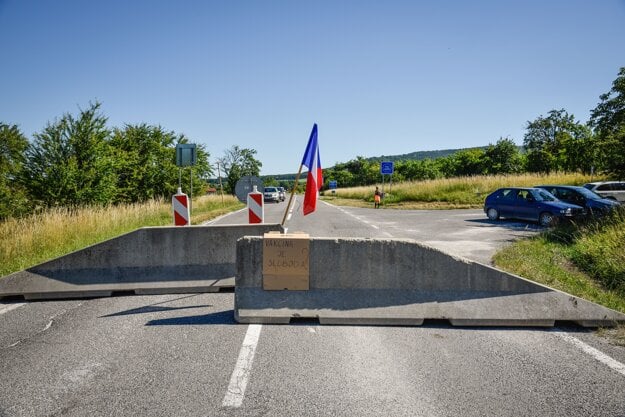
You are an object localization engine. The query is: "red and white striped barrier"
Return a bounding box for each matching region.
[173,188,190,226]
[248,186,264,224]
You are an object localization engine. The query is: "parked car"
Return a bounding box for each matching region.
[535,185,620,217]
[484,187,586,226]
[277,187,286,201]
[263,186,281,203]
[583,181,625,203]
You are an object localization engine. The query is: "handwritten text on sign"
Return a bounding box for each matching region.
[263,233,309,290]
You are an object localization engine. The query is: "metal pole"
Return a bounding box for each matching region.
[189,167,193,221]
[281,164,304,227]
[217,162,224,205]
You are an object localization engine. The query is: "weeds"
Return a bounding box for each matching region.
[328,172,604,207]
[0,195,243,277]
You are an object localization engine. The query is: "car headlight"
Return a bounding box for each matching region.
[559,208,572,216]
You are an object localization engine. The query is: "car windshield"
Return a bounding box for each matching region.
[265,187,277,192]
[531,189,557,202]
[574,187,603,200]
[582,183,595,190]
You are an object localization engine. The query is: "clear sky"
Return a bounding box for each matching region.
[1,1,624,175]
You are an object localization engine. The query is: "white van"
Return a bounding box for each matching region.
[583,181,625,203]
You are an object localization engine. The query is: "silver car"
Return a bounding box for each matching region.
[263,186,280,203]
[583,181,625,203]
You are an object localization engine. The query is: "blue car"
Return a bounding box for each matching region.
[484,187,586,226]
[535,185,620,217]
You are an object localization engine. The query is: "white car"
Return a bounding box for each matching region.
[263,186,280,203]
[583,181,625,203]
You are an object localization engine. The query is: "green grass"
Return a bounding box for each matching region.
[325,172,606,208]
[493,209,625,314]
[0,195,243,277]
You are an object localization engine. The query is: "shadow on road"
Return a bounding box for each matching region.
[145,309,236,326]
[465,218,544,231]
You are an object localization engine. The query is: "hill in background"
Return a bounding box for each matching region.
[263,145,492,181]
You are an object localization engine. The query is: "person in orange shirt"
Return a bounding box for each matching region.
[374,186,382,209]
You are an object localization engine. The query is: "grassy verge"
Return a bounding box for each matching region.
[493,209,625,315]
[0,195,243,277]
[324,172,605,208]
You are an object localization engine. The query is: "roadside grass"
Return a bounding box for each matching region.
[493,209,625,315]
[0,195,243,277]
[324,172,605,208]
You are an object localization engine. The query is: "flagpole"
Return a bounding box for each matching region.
[281,164,304,228]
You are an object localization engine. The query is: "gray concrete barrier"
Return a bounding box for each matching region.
[235,237,625,327]
[0,224,283,300]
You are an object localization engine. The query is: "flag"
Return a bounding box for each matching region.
[301,123,322,215]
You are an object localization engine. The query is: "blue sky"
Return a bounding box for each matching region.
[1,1,624,175]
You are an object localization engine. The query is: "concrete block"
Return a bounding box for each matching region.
[235,237,625,327]
[0,224,282,300]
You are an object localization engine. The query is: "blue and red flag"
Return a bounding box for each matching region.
[301,124,322,215]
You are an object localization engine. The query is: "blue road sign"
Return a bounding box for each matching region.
[381,161,394,175]
[329,180,337,189]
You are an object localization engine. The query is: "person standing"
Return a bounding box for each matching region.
[374,186,382,209]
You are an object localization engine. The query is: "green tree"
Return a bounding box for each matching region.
[110,124,212,202]
[523,109,588,173]
[0,123,31,218]
[590,67,625,177]
[484,138,522,174]
[396,159,441,181]
[450,148,487,176]
[218,146,262,193]
[23,102,117,207]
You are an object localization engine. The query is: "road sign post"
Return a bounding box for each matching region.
[380,161,394,195]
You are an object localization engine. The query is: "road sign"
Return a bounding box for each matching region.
[329,180,337,189]
[381,161,394,175]
[176,144,197,167]
[235,176,264,203]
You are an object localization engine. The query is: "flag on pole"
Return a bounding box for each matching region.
[301,123,322,215]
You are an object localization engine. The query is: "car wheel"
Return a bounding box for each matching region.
[539,212,554,227]
[486,208,499,221]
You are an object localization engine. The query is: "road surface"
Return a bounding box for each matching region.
[1,196,624,416]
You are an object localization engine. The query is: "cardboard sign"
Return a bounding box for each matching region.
[263,232,310,290]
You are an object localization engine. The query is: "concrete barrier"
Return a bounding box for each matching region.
[0,224,283,300]
[235,237,625,327]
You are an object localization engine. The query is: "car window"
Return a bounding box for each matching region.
[576,187,602,200]
[542,187,558,197]
[616,183,625,191]
[532,189,556,202]
[265,187,277,192]
[597,183,613,191]
[582,183,594,190]
[497,189,515,200]
[517,190,530,200]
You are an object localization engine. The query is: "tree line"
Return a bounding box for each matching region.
[0,102,264,220]
[323,67,625,188]
[2,67,624,219]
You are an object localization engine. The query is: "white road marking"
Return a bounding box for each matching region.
[554,331,625,377]
[323,202,394,237]
[222,324,263,408]
[202,207,247,225]
[0,303,25,316]
[282,195,297,224]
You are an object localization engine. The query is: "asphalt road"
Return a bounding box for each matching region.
[1,196,624,416]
